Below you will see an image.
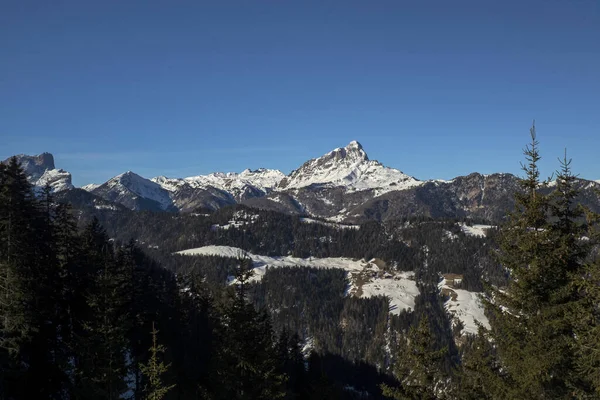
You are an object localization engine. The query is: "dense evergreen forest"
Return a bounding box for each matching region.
[1,129,599,399]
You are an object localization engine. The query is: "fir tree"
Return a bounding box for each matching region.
[216,256,286,399]
[477,124,598,398]
[457,326,506,400]
[382,316,447,400]
[276,328,308,400]
[569,199,600,396]
[139,322,175,400]
[75,218,130,399]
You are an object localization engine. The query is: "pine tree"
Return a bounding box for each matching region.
[0,158,68,398]
[475,124,598,398]
[216,256,286,399]
[53,202,82,396]
[0,158,37,355]
[0,159,38,397]
[74,218,130,399]
[276,328,308,399]
[569,195,600,396]
[382,316,447,400]
[457,326,506,400]
[139,322,175,400]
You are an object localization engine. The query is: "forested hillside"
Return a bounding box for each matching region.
[1,129,599,399]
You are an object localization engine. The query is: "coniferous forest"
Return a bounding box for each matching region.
[1,129,599,399]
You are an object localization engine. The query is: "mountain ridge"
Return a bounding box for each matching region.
[7,142,600,222]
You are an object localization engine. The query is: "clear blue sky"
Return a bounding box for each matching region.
[1,0,599,186]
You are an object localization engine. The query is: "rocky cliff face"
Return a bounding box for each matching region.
[2,153,73,192]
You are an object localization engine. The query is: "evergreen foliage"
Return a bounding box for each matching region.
[216,257,287,399]
[466,124,600,399]
[139,322,175,400]
[382,316,448,400]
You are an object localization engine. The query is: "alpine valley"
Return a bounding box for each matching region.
[2,139,600,399]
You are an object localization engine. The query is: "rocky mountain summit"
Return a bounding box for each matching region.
[277,141,421,194]
[1,152,73,192]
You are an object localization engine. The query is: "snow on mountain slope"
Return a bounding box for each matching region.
[458,223,495,237]
[153,168,285,201]
[37,169,73,192]
[176,245,419,314]
[438,277,489,335]
[300,218,360,230]
[1,153,73,192]
[97,171,173,210]
[359,271,419,315]
[81,183,100,191]
[277,141,421,194]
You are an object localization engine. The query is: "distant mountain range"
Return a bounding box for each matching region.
[5,142,600,222]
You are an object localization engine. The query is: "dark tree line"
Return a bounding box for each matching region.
[80,203,501,293]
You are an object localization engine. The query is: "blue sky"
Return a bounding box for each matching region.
[1,0,599,186]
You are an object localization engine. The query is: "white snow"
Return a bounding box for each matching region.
[360,271,419,314]
[105,171,173,210]
[212,210,260,230]
[94,204,118,210]
[81,183,100,191]
[152,168,285,199]
[325,213,348,223]
[459,223,494,237]
[277,141,422,195]
[438,277,489,335]
[176,245,419,314]
[300,218,359,230]
[443,230,458,241]
[36,168,74,192]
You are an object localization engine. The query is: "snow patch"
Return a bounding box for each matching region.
[438,278,489,335]
[176,245,419,314]
[36,169,74,192]
[300,218,359,230]
[82,183,100,191]
[458,223,494,237]
[360,271,418,314]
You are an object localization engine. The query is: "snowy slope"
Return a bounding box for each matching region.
[81,183,100,192]
[300,218,359,230]
[2,153,73,192]
[277,141,421,194]
[438,277,489,335]
[96,171,174,210]
[153,168,285,201]
[176,245,419,314]
[458,223,495,237]
[37,169,74,192]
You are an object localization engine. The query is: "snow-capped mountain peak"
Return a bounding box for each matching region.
[94,171,174,211]
[1,153,73,192]
[328,140,369,163]
[150,168,285,204]
[276,141,420,193]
